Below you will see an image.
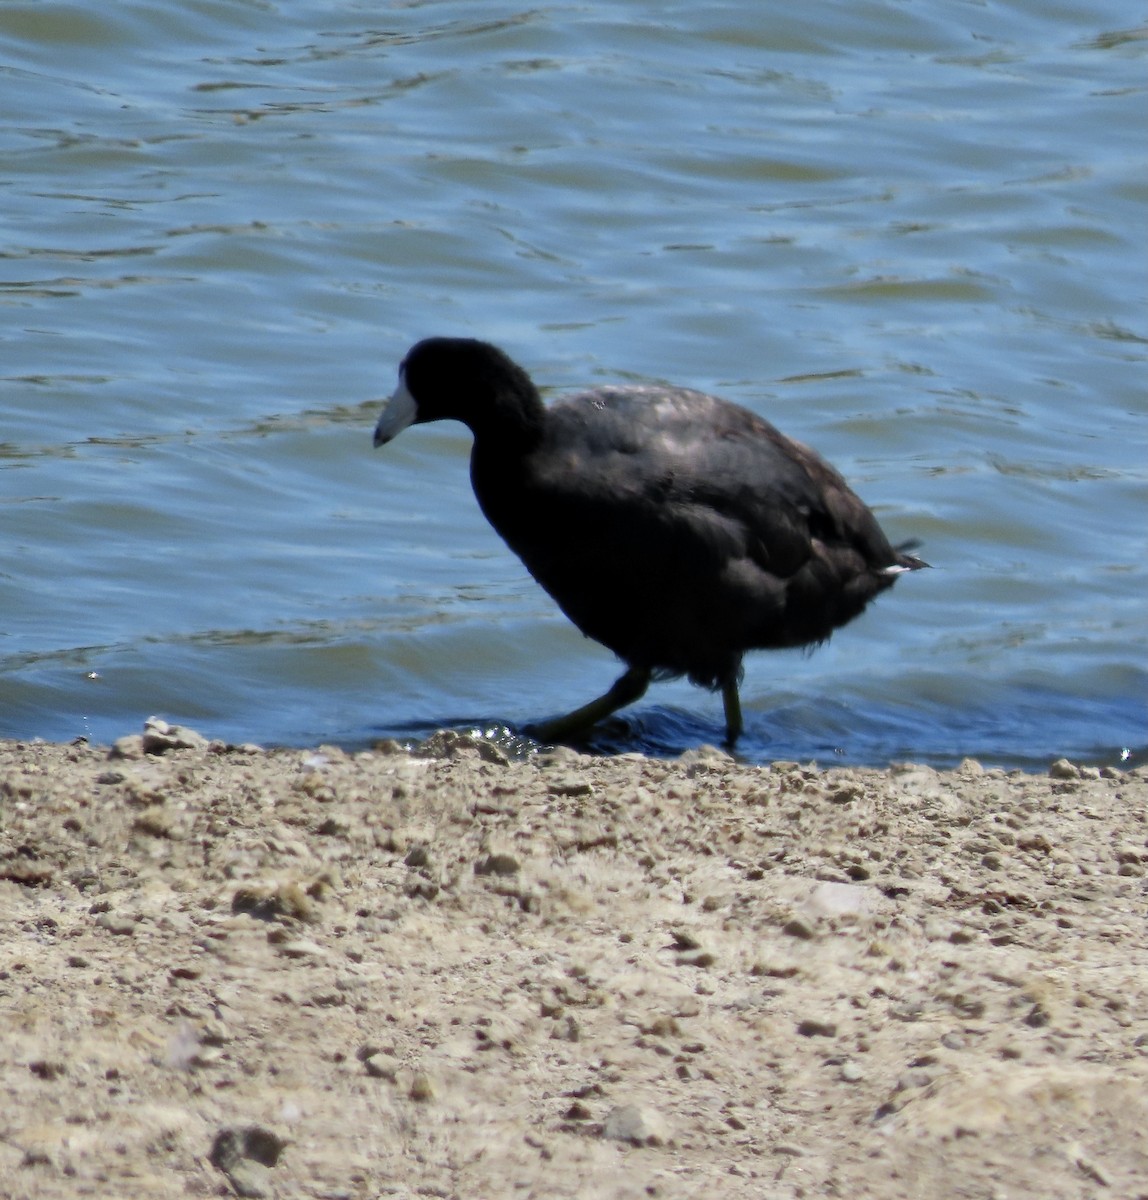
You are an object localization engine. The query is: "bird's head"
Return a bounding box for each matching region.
[373,337,539,447]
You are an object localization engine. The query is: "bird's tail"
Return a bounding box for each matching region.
[881,538,930,575]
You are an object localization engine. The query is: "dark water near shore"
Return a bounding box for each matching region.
[2,2,1145,768]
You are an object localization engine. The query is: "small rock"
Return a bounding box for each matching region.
[404,845,431,868]
[896,1068,935,1092]
[227,1160,271,1197]
[362,1052,400,1081]
[839,1061,865,1083]
[1023,1002,1051,1028]
[552,1015,580,1042]
[796,1018,838,1038]
[751,961,799,979]
[232,882,315,923]
[474,852,520,877]
[602,1103,668,1146]
[680,745,733,775]
[141,716,210,755]
[95,912,138,936]
[110,735,146,760]
[1071,1148,1112,1188]
[550,777,594,797]
[1049,758,1079,780]
[371,738,407,755]
[209,1125,288,1199]
[275,938,327,960]
[806,881,877,918]
[782,917,816,940]
[29,1059,66,1081]
[417,729,508,764]
[133,808,177,839]
[404,877,440,901]
[315,817,349,837]
[408,1071,436,1102]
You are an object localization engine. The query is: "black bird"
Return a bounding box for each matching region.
[373,337,926,744]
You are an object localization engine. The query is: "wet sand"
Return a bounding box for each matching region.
[1,725,1145,1199]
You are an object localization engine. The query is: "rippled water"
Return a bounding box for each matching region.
[2,2,1145,767]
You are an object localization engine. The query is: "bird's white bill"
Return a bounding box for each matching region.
[373,372,417,447]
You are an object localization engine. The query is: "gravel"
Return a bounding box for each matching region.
[1,729,1145,1199]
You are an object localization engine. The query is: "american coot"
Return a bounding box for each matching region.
[374,337,926,744]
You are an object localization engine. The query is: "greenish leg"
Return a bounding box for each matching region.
[526,665,652,743]
[721,678,743,746]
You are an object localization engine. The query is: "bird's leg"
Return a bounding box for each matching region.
[721,677,743,746]
[525,665,651,743]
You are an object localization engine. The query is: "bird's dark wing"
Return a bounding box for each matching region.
[544,386,900,572]
[471,385,904,682]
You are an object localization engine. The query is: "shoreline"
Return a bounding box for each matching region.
[2,727,1146,1198]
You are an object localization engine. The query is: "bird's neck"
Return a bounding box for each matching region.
[470,381,546,453]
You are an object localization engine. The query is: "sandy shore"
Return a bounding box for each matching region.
[1,723,1145,1199]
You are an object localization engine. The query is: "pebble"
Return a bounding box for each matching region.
[95,912,138,936]
[109,718,211,759]
[1069,1145,1112,1188]
[275,938,327,960]
[474,852,521,877]
[404,845,431,868]
[232,882,315,923]
[1024,1002,1051,1028]
[796,1018,838,1038]
[782,917,816,940]
[133,807,178,839]
[364,1051,399,1079]
[142,716,210,755]
[417,729,508,765]
[806,880,877,918]
[549,777,594,797]
[110,734,146,760]
[29,1059,66,1081]
[676,950,717,969]
[209,1125,288,1199]
[602,1103,668,1146]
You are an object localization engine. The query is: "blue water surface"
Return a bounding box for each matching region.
[1,2,1145,768]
